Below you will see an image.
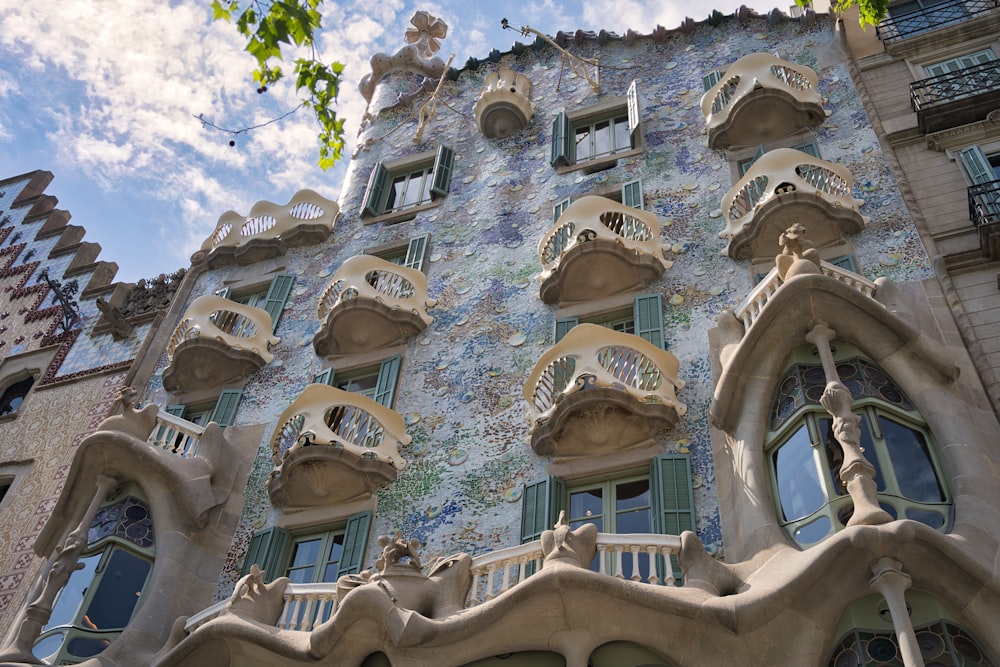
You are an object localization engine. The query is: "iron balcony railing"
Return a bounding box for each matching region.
[968,180,1000,227]
[911,60,1000,111]
[876,0,997,44]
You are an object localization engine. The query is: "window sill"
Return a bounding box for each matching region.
[362,200,440,226]
[554,145,644,175]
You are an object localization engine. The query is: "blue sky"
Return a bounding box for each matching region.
[0,0,778,282]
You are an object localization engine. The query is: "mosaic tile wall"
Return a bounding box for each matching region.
[141,13,932,600]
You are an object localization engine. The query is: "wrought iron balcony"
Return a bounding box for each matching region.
[910,60,1000,133]
[968,180,1000,259]
[314,255,435,357]
[524,324,685,457]
[876,0,997,45]
[700,53,827,149]
[163,295,279,392]
[537,196,672,305]
[720,148,867,260]
[197,189,338,267]
[266,384,410,508]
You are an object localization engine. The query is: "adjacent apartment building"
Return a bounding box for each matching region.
[1,3,999,666]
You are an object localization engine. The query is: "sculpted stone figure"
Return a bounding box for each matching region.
[541,511,598,569]
[775,222,822,281]
[94,387,159,440]
[223,565,290,626]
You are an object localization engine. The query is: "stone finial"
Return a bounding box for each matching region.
[404,11,448,58]
[359,11,450,103]
[96,297,135,340]
[540,511,598,569]
[775,222,822,281]
[375,535,423,572]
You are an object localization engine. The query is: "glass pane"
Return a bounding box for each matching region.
[386,175,406,211]
[67,635,114,658]
[793,515,832,544]
[570,517,603,533]
[880,416,945,502]
[774,424,827,521]
[858,413,886,491]
[615,479,650,511]
[593,120,611,157]
[402,172,424,208]
[817,418,847,496]
[575,126,592,162]
[906,508,946,529]
[613,117,630,152]
[287,565,315,584]
[616,508,651,534]
[290,539,321,567]
[83,549,151,629]
[569,488,603,522]
[45,553,101,631]
[338,374,378,397]
[419,170,432,204]
[326,534,345,563]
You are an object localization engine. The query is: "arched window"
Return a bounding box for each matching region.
[33,492,154,664]
[0,376,33,416]
[768,351,950,547]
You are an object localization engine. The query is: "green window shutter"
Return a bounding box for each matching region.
[340,510,373,575]
[634,294,664,349]
[209,389,243,427]
[165,404,187,418]
[521,477,565,543]
[215,287,232,298]
[313,368,336,386]
[242,526,291,583]
[404,234,430,271]
[261,273,294,333]
[794,141,820,158]
[650,454,695,584]
[362,162,389,217]
[553,198,571,222]
[373,355,401,407]
[739,145,767,176]
[702,71,723,91]
[551,111,573,167]
[622,179,643,209]
[626,79,640,139]
[430,145,455,198]
[959,145,995,185]
[555,317,579,343]
[829,255,858,272]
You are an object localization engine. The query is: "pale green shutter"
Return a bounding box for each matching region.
[555,317,579,343]
[404,234,430,271]
[553,198,571,222]
[551,112,573,167]
[209,389,243,427]
[829,255,858,272]
[373,355,401,407]
[626,79,640,139]
[794,141,819,158]
[650,454,695,584]
[242,526,291,583]
[622,179,643,209]
[430,145,455,198]
[165,404,187,417]
[340,511,373,575]
[215,287,232,298]
[960,145,995,185]
[313,368,335,386]
[521,477,565,543]
[634,294,664,349]
[740,145,767,176]
[261,273,294,333]
[362,162,389,217]
[702,71,723,91]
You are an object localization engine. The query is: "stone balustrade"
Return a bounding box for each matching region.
[146,410,206,458]
[734,262,878,332]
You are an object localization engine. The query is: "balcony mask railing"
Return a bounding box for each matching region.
[183,530,683,634]
[911,59,1000,111]
[524,323,685,431]
[876,0,996,44]
[968,179,1000,227]
[317,255,435,326]
[700,53,823,128]
[166,295,279,364]
[270,383,410,471]
[537,196,670,281]
[147,409,206,458]
[199,189,338,253]
[734,261,878,332]
[720,148,864,240]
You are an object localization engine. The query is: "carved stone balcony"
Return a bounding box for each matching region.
[473,68,534,139]
[720,148,867,260]
[911,60,1000,133]
[163,295,279,393]
[313,255,436,357]
[196,189,338,268]
[266,384,410,508]
[537,196,671,305]
[700,53,827,149]
[524,324,685,457]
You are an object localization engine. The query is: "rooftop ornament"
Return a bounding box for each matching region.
[359,11,451,103]
[502,18,600,94]
[38,268,81,334]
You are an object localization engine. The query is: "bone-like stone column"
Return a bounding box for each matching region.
[0,474,119,662]
[805,322,892,527]
[870,557,924,667]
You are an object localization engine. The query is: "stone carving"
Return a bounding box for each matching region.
[94,387,160,441]
[121,269,186,318]
[359,11,450,103]
[775,222,822,281]
[223,564,290,626]
[540,511,598,569]
[96,297,135,340]
[335,535,472,620]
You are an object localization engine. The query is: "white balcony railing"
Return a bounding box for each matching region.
[166,295,279,365]
[146,409,206,458]
[183,532,684,634]
[734,262,878,332]
[200,189,338,254]
[317,255,435,326]
[524,324,685,432]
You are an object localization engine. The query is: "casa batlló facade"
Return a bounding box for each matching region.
[1,4,999,667]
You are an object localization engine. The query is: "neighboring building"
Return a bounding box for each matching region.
[2,4,1000,666]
